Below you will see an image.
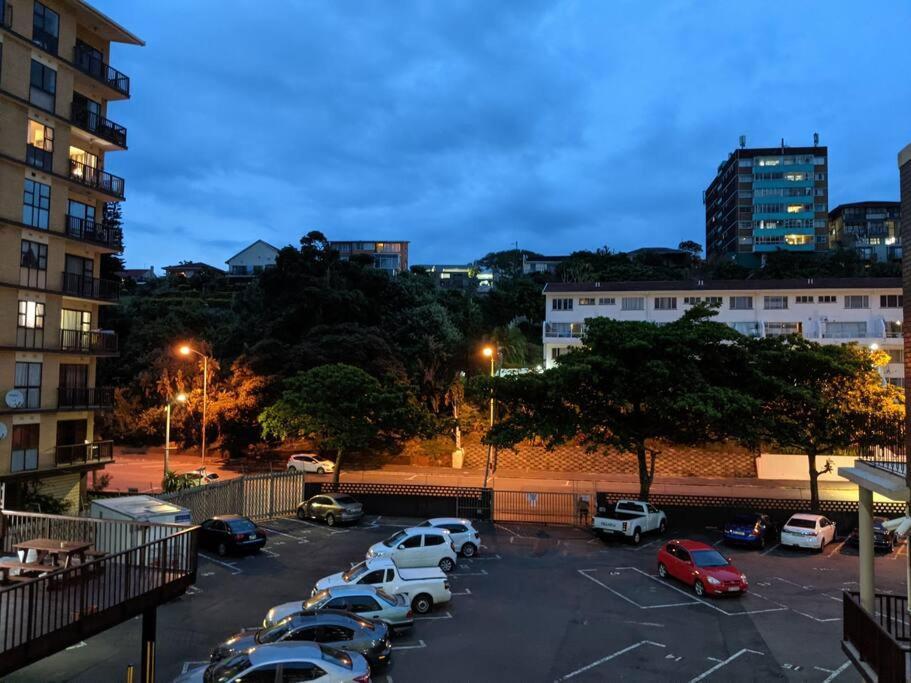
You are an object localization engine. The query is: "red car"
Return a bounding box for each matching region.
[657,539,748,597]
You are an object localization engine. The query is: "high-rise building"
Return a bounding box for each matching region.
[829,201,901,263]
[0,0,141,509]
[705,138,829,264]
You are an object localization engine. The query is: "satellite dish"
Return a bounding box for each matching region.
[0,423,6,440]
[4,390,24,409]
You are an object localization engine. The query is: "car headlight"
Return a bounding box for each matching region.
[740,574,748,582]
[707,576,721,586]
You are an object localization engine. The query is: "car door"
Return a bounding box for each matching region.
[284,625,320,644]
[308,497,325,519]
[646,505,660,531]
[821,518,835,543]
[206,520,227,550]
[231,663,278,682]
[673,547,693,583]
[347,595,385,620]
[423,533,447,564]
[444,524,468,550]
[397,533,423,567]
[317,624,355,648]
[279,662,327,682]
[661,543,682,579]
[358,569,386,587]
[199,520,216,549]
[301,456,316,473]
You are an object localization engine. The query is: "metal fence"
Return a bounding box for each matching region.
[492,490,579,525]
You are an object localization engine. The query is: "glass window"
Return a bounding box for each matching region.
[11,424,39,472]
[424,534,445,546]
[597,297,615,305]
[17,301,45,329]
[20,240,47,270]
[359,570,384,584]
[844,295,869,309]
[14,362,42,409]
[401,534,422,549]
[26,120,54,171]
[654,297,677,310]
[29,60,56,111]
[764,322,802,337]
[348,596,380,612]
[578,297,595,306]
[621,297,645,311]
[729,296,753,310]
[817,295,837,304]
[794,295,813,304]
[729,322,760,338]
[233,664,278,683]
[22,179,50,229]
[281,663,327,682]
[880,295,903,309]
[32,2,59,53]
[886,349,904,365]
[763,296,788,310]
[824,322,867,339]
[318,626,354,642]
[551,298,573,311]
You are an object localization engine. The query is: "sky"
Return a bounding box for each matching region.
[92,1,911,270]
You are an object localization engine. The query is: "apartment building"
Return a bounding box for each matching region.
[829,201,901,263]
[0,0,141,509]
[330,240,409,276]
[705,138,828,264]
[542,279,904,384]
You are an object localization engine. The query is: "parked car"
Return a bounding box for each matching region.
[367,527,458,572]
[417,517,481,557]
[846,516,897,552]
[592,500,667,545]
[211,610,391,670]
[297,493,364,527]
[198,515,266,557]
[780,513,836,552]
[265,585,414,632]
[182,468,220,487]
[723,512,775,549]
[174,642,370,683]
[287,453,336,474]
[313,557,451,614]
[657,539,748,597]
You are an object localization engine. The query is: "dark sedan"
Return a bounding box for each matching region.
[847,517,897,552]
[297,493,364,527]
[210,610,391,670]
[723,512,775,549]
[198,515,267,557]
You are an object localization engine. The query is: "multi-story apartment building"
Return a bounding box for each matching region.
[705,139,829,265]
[542,278,904,384]
[330,240,409,276]
[0,0,140,509]
[829,201,901,263]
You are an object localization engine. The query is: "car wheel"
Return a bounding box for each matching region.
[694,580,705,597]
[325,513,336,527]
[297,507,306,520]
[658,520,667,535]
[287,467,295,473]
[631,528,642,545]
[439,557,455,572]
[412,594,433,614]
[461,543,477,558]
[217,542,228,557]
[658,563,668,578]
[317,467,325,474]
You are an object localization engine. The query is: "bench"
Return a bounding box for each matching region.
[0,559,51,583]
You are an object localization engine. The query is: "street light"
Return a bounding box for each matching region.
[482,345,496,488]
[164,393,187,480]
[179,344,209,467]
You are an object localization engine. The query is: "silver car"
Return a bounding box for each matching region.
[297,493,363,527]
[264,585,414,632]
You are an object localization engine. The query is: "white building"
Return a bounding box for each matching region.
[542,278,903,386]
[226,240,280,278]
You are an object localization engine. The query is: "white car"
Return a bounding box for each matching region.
[173,642,370,683]
[287,453,335,474]
[780,513,836,551]
[367,527,458,572]
[182,468,219,486]
[417,517,482,557]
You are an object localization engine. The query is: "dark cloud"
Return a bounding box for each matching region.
[93,1,911,268]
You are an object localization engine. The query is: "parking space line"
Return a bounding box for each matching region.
[449,569,487,578]
[198,553,242,575]
[825,540,846,558]
[451,588,472,596]
[822,661,852,682]
[633,539,661,552]
[395,639,426,650]
[259,526,309,543]
[773,576,813,591]
[414,611,452,621]
[577,569,698,610]
[760,543,780,556]
[555,640,666,681]
[494,523,520,537]
[688,649,764,682]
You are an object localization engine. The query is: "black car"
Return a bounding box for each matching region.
[846,516,897,552]
[210,610,391,670]
[722,512,776,549]
[198,515,267,556]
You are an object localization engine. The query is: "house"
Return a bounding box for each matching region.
[117,267,157,285]
[415,264,494,292]
[163,262,225,278]
[522,254,568,275]
[225,240,280,279]
[330,240,409,275]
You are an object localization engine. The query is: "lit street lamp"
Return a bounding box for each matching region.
[164,393,187,479]
[179,344,209,466]
[482,345,497,488]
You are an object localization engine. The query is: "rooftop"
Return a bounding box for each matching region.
[543,277,902,294]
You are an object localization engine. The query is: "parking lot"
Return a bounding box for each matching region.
[8,513,895,682]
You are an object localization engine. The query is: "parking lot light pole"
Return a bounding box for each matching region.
[164,393,187,481]
[179,344,209,467]
[482,345,496,489]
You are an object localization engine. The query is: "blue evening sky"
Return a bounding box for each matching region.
[92,1,911,270]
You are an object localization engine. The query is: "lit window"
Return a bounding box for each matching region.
[621,297,645,311]
[578,297,596,306]
[763,296,788,310]
[17,301,45,329]
[844,295,869,310]
[654,297,677,311]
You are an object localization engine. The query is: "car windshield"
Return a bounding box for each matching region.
[787,518,817,529]
[227,519,256,534]
[376,588,397,606]
[342,562,368,582]
[320,645,353,669]
[383,531,408,547]
[334,495,357,505]
[731,514,758,524]
[256,617,294,644]
[691,550,729,568]
[303,590,329,610]
[203,654,252,683]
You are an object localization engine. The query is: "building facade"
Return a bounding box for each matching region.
[415,264,494,292]
[522,254,567,275]
[330,240,409,276]
[705,141,829,264]
[0,0,141,509]
[225,239,279,279]
[829,201,901,263]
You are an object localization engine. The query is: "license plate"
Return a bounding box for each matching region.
[726,586,740,592]
[248,534,256,540]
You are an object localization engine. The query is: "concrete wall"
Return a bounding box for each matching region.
[756,453,861,483]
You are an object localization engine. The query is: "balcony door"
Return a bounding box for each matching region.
[61,308,91,351]
[72,92,101,132]
[64,255,94,297]
[20,239,47,289]
[56,420,87,464]
[59,364,88,407]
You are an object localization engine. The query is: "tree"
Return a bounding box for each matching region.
[258,364,431,483]
[100,202,125,279]
[752,337,904,511]
[677,240,703,258]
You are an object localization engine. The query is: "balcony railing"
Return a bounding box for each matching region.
[25,144,52,172]
[57,387,114,410]
[73,44,130,96]
[842,592,911,682]
[59,329,118,354]
[68,159,125,199]
[54,440,114,467]
[70,103,127,148]
[65,214,121,249]
[60,271,119,302]
[544,322,585,338]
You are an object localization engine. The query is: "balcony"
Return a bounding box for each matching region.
[59,329,118,355]
[60,271,119,302]
[25,144,52,172]
[57,387,114,410]
[65,215,122,250]
[544,322,585,338]
[54,440,114,467]
[68,159,125,199]
[73,44,130,97]
[70,103,127,148]
[842,592,911,682]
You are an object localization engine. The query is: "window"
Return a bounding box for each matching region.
[578,297,595,306]
[11,424,39,472]
[765,322,802,337]
[684,296,722,307]
[401,535,422,549]
[550,347,564,360]
[281,663,327,682]
[18,301,45,329]
[886,349,904,365]
[234,665,278,683]
[32,2,59,53]
[794,295,813,304]
[818,295,836,304]
[317,625,354,642]
[14,362,42,409]
[654,297,677,310]
[22,179,50,229]
[886,321,902,338]
[551,298,573,311]
[424,534,445,546]
[844,295,869,309]
[729,322,760,337]
[597,297,615,306]
[729,296,753,310]
[26,120,54,171]
[621,297,645,311]
[824,321,867,339]
[881,295,903,309]
[20,240,47,270]
[763,296,788,310]
[348,596,381,612]
[67,199,97,232]
[29,60,56,111]
[888,377,906,389]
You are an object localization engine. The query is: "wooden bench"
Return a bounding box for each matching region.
[0,559,51,583]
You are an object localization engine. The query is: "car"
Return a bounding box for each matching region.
[723,512,775,549]
[174,642,370,683]
[592,500,667,545]
[264,585,414,632]
[182,468,220,487]
[297,494,364,527]
[198,515,267,557]
[780,513,836,552]
[657,539,748,597]
[366,527,458,572]
[287,453,336,474]
[846,516,897,552]
[211,610,391,670]
[417,517,482,557]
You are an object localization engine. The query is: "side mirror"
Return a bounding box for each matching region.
[398,544,406,550]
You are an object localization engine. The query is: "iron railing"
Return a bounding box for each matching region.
[843,591,910,682]
[65,214,121,249]
[57,387,114,410]
[68,159,125,198]
[55,441,114,467]
[59,329,118,354]
[73,44,130,96]
[70,103,127,148]
[25,144,52,172]
[60,271,119,301]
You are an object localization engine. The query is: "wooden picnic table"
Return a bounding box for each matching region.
[13,539,92,570]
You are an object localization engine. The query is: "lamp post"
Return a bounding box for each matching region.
[179,344,209,467]
[482,345,496,489]
[164,393,187,481]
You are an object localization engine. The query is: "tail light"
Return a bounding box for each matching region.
[235,534,246,541]
[406,610,413,618]
[353,674,371,683]
[444,581,450,591]
[751,524,760,536]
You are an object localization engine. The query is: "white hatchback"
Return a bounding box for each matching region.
[367,527,458,572]
[417,518,482,557]
[781,513,836,551]
[287,453,335,474]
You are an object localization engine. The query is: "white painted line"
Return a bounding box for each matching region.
[814,665,834,674]
[262,548,281,558]
[449,569,487,578]
[198,553,242,574]
[706,657,722,663]
[451,588,472,596]
[406,474,418,481]
[633,539,661,552]
[259,526,309,543]
[414,611,452,621]
[712,539,724,546]
[624,620,664,627]
[822,661,852,682]
[773,576,813,591]
[494,523,520,537]
[556,640,666,681]
[201,571,215,577]
[760,543,780,556]
[65,641,87,650]
[181,661,209,674]
[469,554,501,560]
[791,609,840,623]
[283,517,325,529]
[395,639,426,650]
[688,649,764,682]
[577,569,698,610]
[825,540,846,558]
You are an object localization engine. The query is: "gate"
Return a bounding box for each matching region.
[492,490,579,525]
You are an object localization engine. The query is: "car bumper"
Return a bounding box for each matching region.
[723,531,763,545]
[706,582,748,596]
[339,510,364,522]
[235,538,267,552]
[781,533,821,549]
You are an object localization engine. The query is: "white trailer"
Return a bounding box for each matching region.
[89,496,192,554]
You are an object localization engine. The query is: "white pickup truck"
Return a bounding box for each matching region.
[592,499,667,545]
[313,557,451,614]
